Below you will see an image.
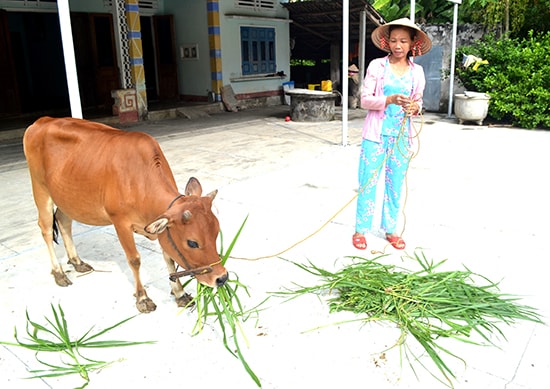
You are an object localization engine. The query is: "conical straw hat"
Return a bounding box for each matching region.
[371,17,432,56]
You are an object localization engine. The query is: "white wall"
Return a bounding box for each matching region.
[163,0,290,99]
[69,0,106,13]
[218,1,290,95]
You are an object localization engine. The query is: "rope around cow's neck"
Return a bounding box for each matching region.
[168,260,220,282]
[167,193,185,209]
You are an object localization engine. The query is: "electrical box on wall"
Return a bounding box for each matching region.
[180,44,199,60]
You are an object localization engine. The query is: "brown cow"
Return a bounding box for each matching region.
[23,116,228,313]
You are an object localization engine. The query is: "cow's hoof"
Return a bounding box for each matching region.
[67,258,94,273]
[52,270,72,287]
[176,293,195,308]
[136,298,157,313]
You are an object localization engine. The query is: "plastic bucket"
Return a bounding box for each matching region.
[321,80,332,92]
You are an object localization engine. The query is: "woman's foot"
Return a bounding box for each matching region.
[352,233,367,250]
[386,234,406,250]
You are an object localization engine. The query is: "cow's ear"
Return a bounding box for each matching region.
[205,189,218,200]
[145,217,169,234]
[185,177,203,196]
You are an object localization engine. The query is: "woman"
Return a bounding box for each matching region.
[353,18,432,251]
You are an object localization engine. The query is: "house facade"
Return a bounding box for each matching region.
[0,0,291,121]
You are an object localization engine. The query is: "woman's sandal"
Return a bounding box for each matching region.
[386,234,406,250]
[352,234,367,250]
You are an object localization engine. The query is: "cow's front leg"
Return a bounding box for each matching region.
[163,252,194,308]
[114,224,156,313]
[55,209,94,273]
[130,253,157,313]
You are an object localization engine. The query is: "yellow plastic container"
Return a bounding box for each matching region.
[321,80,332,92]
[308,84,321,90]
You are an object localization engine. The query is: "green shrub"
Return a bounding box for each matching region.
[456,31,550,129]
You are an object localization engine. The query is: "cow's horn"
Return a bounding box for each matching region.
[183,210,192,221]
[206,189,218,200]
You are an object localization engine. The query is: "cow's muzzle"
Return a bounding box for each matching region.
[215,272,229,287]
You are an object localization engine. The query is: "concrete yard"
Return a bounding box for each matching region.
[0,105,548,388]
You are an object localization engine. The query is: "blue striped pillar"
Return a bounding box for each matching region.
[125,0,147,115]
[207,0,222,101]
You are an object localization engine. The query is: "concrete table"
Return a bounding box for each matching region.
[285,88,337,122]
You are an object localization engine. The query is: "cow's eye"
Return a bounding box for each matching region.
[187,240,199,249]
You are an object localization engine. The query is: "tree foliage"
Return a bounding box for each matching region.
[370,0,550,38]
[456,32,550,129]
[459,0,547,36]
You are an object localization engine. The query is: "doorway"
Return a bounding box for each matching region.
[140,16,158,102]
[153,15,178,102]
[72,12,120,113]
[414,45,443,112]
[0,11,119,120]
[0,10,21,116]
[140,14,179,107]
[0,11,69,117]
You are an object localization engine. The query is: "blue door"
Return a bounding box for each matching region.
[414,45,443,112]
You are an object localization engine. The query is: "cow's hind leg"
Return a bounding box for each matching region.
[114,224,157,313]
[54,209,94,273]
[31,187,72,286]
[163,252,194,308]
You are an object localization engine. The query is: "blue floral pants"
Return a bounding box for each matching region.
[355,135,412,235]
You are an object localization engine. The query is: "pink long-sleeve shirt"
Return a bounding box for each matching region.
[360,56,426,144]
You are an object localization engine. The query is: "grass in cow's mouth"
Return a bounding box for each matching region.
[275,250,544,388]
[182,215,265,387]
[0,304,154,387]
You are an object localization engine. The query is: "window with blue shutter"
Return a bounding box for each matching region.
[240,26,276,76]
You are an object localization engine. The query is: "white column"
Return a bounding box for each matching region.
[57,0,82,119]
[359,10,366,89]
[341,0,349,146]
[448,2,460,117]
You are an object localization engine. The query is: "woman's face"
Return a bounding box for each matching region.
[388,27,414,59]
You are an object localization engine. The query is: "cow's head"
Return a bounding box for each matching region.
[144,177,228,288]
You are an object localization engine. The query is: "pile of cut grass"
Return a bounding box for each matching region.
[278,250,544,387]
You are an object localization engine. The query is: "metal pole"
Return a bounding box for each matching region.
[57,0,82,119]
[410,0,416,62]
[448,3,459,118]
[342,0,349,146]
[359,10,366,89]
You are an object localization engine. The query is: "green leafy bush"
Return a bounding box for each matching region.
[456,31,550,129]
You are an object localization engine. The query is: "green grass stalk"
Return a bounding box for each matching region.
[1,304,154,387]
[183,215,265,387]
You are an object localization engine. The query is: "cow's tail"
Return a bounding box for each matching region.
[52,209,59,245]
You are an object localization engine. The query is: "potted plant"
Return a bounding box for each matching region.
[454,54,491,125]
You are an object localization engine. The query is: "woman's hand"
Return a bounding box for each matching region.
[387,94,407,107]
[387,94,419,115]
[403,99,420,116]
